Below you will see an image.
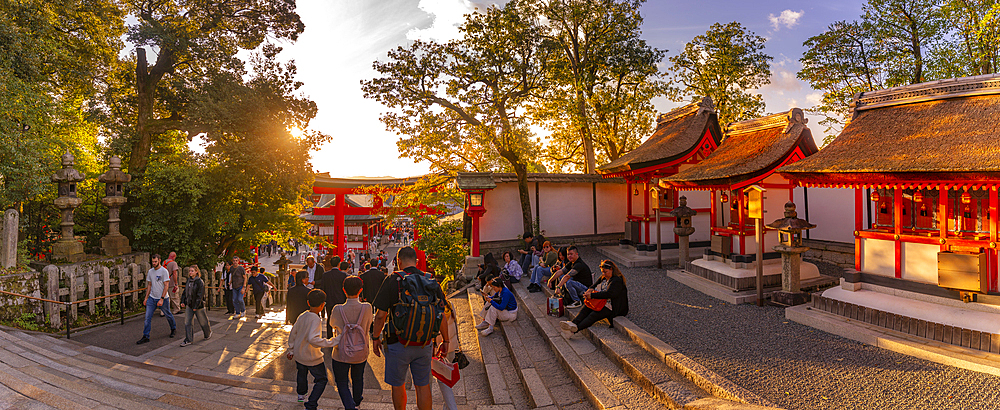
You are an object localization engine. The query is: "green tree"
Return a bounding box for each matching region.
[863,0,947,85]
[666,22,772,128]
[362,1,547,234]
[528,0,667,172]
[121,0,305,175]
[798,20,890,143]
[936,0,1000,76]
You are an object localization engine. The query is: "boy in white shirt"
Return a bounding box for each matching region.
[286,289,337,409]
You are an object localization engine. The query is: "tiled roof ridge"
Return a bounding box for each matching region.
[656,96,714,124]
[726,108,806,136]
[851,74,1000,115]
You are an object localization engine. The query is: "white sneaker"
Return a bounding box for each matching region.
[475,321,490,330]
[560,321,578,333]
[566,301,582,309]
[480,327,494,336]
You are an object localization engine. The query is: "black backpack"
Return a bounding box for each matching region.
[390,269,446,346]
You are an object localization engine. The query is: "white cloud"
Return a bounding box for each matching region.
[762,70,802,94]
[407,0,477,42]
[806,92,823,106]
[768,10,804,31]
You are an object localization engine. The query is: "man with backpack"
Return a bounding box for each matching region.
[371,247,450,410]
[329,276,372,410]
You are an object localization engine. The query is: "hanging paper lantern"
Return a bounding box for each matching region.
[720,193,729,203]
[961,191,972,204]
[870,191,880,202]
[913,191,923,202]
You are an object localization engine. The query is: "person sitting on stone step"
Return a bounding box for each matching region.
[501,251,523,283]
[560,259,629,335]
[552,246,593,309]
[528,241,557,293]
[475,277,517,336]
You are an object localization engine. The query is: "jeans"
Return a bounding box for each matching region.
[565,280,589,303]
[519,253,532,274]
[232,286,245,315]
[572,306,616,331]
[438,376,458,410]
[184,307,211,342]
[223,289,234,313]
[142,296,176,338]
[332,360,366,410]
[530,266,548,285]
[296,361,328,410]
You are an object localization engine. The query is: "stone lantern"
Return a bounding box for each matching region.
[668,196,697,265]
[767,202,816,306]
[50,150,86,262]
[98,156,131,256]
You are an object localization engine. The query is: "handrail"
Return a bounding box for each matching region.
[0,287,146,339]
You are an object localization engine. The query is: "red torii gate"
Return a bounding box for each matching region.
[310,175,439,270]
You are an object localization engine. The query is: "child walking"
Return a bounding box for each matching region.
[329,276,373,410]
[287,289,337,409]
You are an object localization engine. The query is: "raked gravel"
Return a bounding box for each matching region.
[576,246,1000,410]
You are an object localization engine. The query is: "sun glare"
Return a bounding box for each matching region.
[289,127,306,139]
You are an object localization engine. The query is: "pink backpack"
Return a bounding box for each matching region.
[338,307,368,363]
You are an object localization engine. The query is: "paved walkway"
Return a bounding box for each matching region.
[574,246,1000,410]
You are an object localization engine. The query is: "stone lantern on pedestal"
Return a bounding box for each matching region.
[767,202,816,306]
[668,196,698,265]
[98,156,131,256]
[50,150,86,262]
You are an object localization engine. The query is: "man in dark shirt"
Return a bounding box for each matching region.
[247,267,271,319]
[516,232,542,274]
[370,247,448,410]
[322,260,348,336]
[286,270,310,325]
[359,260,385,304]
[555,246,593,308]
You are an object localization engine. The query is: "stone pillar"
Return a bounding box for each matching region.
[42,265,60,328]
[767,202,816,306]
[463,255,484,281]
[67,267,78,321]
[102,266,111,310]
[85,268,96,315]
[0,209,18,269]
[130,263,141,306]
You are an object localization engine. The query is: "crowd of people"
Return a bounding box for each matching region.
[133,232,631,410]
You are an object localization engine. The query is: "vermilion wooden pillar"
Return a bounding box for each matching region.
[469,209,485,257]
[991,186,998,292]
[738,190,745,255]
[939,187,948,252]
[626,181,632,219]
[855,188,863,271]
[710,190,717,230]
[643,181,650,244]
[893,187,902,278]
[335,193,346,258]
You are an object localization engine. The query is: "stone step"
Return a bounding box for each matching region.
[480,285,594,410]
[465,289,519,406]
[525,282,782,410]
[0,329,346,409]
[509,283,666,410]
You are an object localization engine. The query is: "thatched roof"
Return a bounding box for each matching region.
[779,75,1000,187]
[663,108,818,188]
[597,96,723,176]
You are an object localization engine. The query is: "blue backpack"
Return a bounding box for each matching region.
[390,270,446,346]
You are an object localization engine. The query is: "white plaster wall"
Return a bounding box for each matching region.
[862,238,895,277]
[480,184,525,242]
[733,230,779,255]
[902,242,939,284]
[537,182,595,237]
[794,187,856,244]
[596,183,627,234]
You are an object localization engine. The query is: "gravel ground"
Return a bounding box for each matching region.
[577,246,1000,410]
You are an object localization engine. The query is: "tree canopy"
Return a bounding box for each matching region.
[666,22,772,129]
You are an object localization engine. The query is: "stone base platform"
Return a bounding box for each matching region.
[791,281,1000,370]
[597,245,707,268]
[670,258,833,304]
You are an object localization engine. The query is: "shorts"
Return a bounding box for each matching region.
[383,342,433,387]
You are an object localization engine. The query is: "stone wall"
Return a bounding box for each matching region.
[0,271,42,313]
[803,239,854,269]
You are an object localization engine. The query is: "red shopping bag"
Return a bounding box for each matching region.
[431,355,460,388]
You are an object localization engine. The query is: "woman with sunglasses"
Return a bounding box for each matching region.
[560,259,629,334]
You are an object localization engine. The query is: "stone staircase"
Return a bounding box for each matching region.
[499,280,784,410]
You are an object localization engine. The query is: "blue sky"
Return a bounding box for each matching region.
[283,0,867,178]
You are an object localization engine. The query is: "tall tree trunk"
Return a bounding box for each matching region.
[499,150,534,235]
[577,90,596,174]
[131,48,154,175]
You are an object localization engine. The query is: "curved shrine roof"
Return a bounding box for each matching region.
[780,75,1000,186]
[597,96,722,176]
[664,108,817,188]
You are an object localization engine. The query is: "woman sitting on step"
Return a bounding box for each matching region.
[475,278,518,336]
[560,259,629,334]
